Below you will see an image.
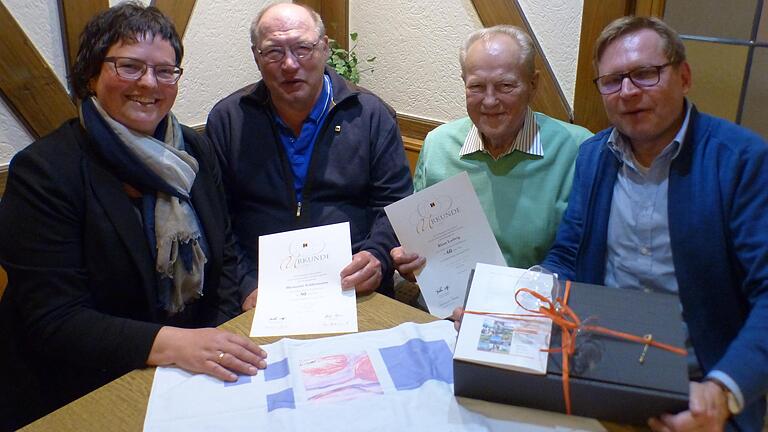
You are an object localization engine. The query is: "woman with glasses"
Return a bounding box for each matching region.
[0,3,266,429]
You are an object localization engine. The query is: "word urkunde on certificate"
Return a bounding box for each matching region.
[385,172,505,318]
[250,222,358,337]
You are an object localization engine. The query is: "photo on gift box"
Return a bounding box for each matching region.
[477,319,514,354]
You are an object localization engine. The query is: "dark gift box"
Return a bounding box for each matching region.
[454,280,690,425]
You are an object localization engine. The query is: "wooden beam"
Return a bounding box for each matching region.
[321,0,348,51]
[152,0,197,38]
[573,0,632,133]
[0,2,77,139]
[59,0,109,78]
[297,0,322,12]
[470,0,572,122]
[296,0,349,50]
[633,0,666,17]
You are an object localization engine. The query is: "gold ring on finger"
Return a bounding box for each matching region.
[216,351,226,364]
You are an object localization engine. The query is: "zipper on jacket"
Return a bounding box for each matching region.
[299,97,337,220]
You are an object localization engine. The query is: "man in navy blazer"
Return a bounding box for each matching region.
[542,17,768,431]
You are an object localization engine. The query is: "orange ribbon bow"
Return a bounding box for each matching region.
[466,280,687,415]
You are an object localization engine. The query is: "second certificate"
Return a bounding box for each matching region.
[385,172,505,318]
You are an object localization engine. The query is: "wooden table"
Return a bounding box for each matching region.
[21,293,638,431]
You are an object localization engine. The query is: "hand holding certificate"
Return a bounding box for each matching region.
[250,222,358,337]
[385,172,505,318]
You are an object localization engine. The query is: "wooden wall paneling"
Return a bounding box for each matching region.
[573,0,632,133]
[470,0,572,122]
[297,0,322,12]
[0,169,6,198]
[633,0,667,17]
[152,0,197,38]
[59,0,109,78]
[0,2,77,139]
[396,113,442,141]
[296,0,348,50]
[397,114,443,175]
[320,0,349,50]
[402,136,422,176]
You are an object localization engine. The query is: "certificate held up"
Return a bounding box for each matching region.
[384,172,505,318]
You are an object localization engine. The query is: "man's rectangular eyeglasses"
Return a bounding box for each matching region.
[593,63,672,95]
[257,39,321,63]
[104,57,183,84]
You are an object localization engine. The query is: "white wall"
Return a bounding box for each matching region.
[350,0,583,123]
[0,0,583,165]
[173,0,266,124]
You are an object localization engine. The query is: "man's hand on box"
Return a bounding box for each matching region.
[647,381,729,432]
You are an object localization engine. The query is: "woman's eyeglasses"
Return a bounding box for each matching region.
[104,57,183,84]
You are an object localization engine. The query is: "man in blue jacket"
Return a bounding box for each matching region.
[206,3,412,310]
[542,17,768,431]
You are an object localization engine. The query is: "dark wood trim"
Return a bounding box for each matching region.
[59,0,110,80]
[397,114,443,176]
[401,136,424,154]
[295,0,349,50]
[632,0,666,17]
[470,0,572,122]
[152,0,197,38]
[322,0,349,51]
[296,0,322,13]
[0,2,77,139]
[0,168,6,198]
[402,136,423,177]
[397,113,442,141]
[573,0,632,133]
[192,124,206,135]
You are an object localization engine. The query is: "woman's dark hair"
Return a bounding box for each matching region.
[71,1,183,99]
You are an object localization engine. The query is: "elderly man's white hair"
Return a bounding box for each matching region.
[249,2,326,48]
[459,25,535,78]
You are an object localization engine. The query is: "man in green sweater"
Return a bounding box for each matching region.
[392,25,592,282]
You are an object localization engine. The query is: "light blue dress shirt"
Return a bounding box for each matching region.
[602,102,744,411]
[603,103,690,294]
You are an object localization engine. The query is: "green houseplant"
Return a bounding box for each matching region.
[327,32,375,84]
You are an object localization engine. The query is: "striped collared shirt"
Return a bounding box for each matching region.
[458,107,542,159]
